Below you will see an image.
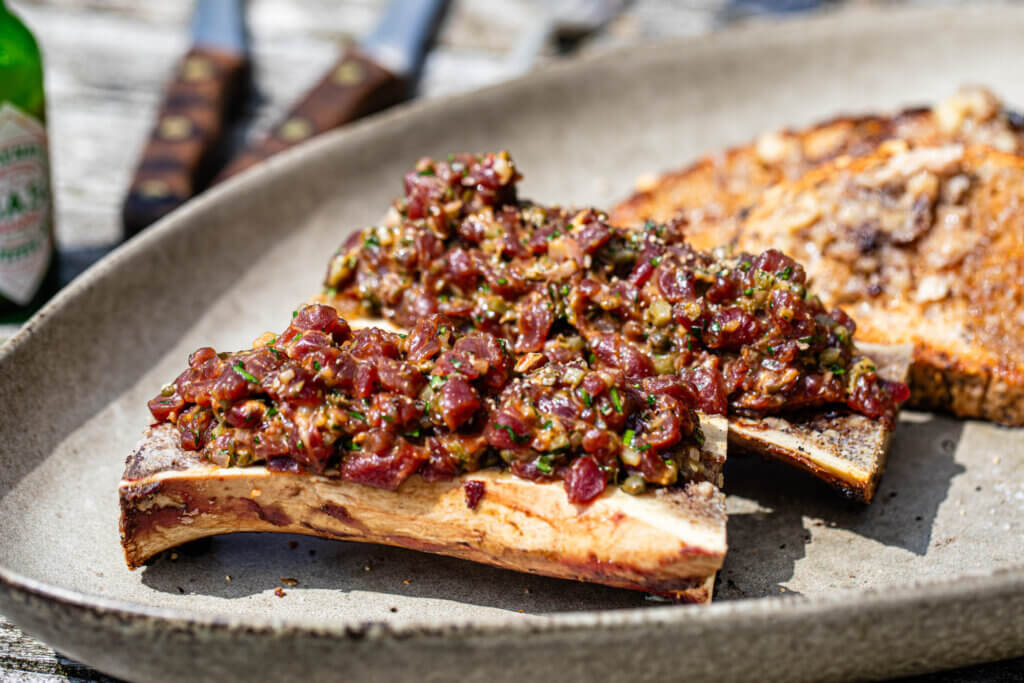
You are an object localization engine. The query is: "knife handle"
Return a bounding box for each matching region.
[122,46,248,238]
[214,49,408,182]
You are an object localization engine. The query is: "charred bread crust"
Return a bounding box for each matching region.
[739,145,1024,426]
[119,416,728,601]
[611,89,1024,426]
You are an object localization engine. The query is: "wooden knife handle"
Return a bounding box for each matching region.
[122,46,248,238]
[214,49,408,182]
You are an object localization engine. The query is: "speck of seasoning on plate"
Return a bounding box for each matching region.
[280,577,299,587]
[225,575,232,582]
[170,552,179,561]
[402,579,411,585]
[274,587,286,598]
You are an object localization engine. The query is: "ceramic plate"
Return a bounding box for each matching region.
[1,6,1023,682]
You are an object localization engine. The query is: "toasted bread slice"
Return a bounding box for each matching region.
[611,87,1024,252]
[119,416,728,602]
[737,144,1024,425]
[728,342,912,502]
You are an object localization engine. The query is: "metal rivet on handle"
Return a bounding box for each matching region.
[137,179,171,199]
[181,56,214,82]
[158,115,193,141]
[332,60,366,86]
[278,117,313,142]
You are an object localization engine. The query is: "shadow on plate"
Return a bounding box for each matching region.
[717,411,965,599]
[139,533,657,614]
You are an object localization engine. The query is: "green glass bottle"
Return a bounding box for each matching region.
[0,1,56,323]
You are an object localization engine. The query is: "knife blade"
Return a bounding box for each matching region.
[214,0,449,181]
[122,0,250,238]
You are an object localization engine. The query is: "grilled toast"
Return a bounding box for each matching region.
[611,89,1024,424]
[611,87,1024,252]
[738,144,1024,424]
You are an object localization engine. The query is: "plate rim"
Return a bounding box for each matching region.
[2,1,1024,640]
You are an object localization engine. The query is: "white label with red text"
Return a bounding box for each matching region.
[0,102,51,305]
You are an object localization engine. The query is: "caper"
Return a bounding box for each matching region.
[820,347,841,365]
[160,383,175,397]
[645,299,673,327]
[621,474,646,495]
[652,353,676,375]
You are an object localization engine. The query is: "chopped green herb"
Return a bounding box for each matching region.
[587,352,596,365]
[497,277,508,285]
[233,363,259,384]
[710,320,722,333]
[829,364,845,375]
[740,260,752,271]
[744,287,754,297]
[542,419,553,430]
[266,406,278,417]
[578,388,592,407]
[778,266,792,280]
[766,345,774,355]
[382,414,395,423]
[638,444,651,452]
[649,256,661,266]
[647,394,656,407]
[292,310,298,318]
[253,436,260,444]
[363,234,380,248]
[623,429,635,447]
[535,456,553,474]
[493,423,528,444]
[348,410,366,421]
[404,429,421,438]
[417,167,436,176]
[330,424,342,431]
[291,333,302,342]
[560,284,570,297]
[609,387,623,413]
[313,361,321,371]
[430,375,446,389]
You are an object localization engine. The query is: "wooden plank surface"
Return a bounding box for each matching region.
[0,0,1021,681]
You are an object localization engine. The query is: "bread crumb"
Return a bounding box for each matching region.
[280,577,299,587]
[225,575,232,582]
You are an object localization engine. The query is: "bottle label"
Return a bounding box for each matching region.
[0,102,51,305]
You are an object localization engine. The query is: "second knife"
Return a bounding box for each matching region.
[215,0,449,182]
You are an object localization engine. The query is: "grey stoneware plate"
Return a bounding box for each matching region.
[2,5,1024,682]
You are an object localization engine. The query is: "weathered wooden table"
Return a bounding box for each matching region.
[1,0,1021,680]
